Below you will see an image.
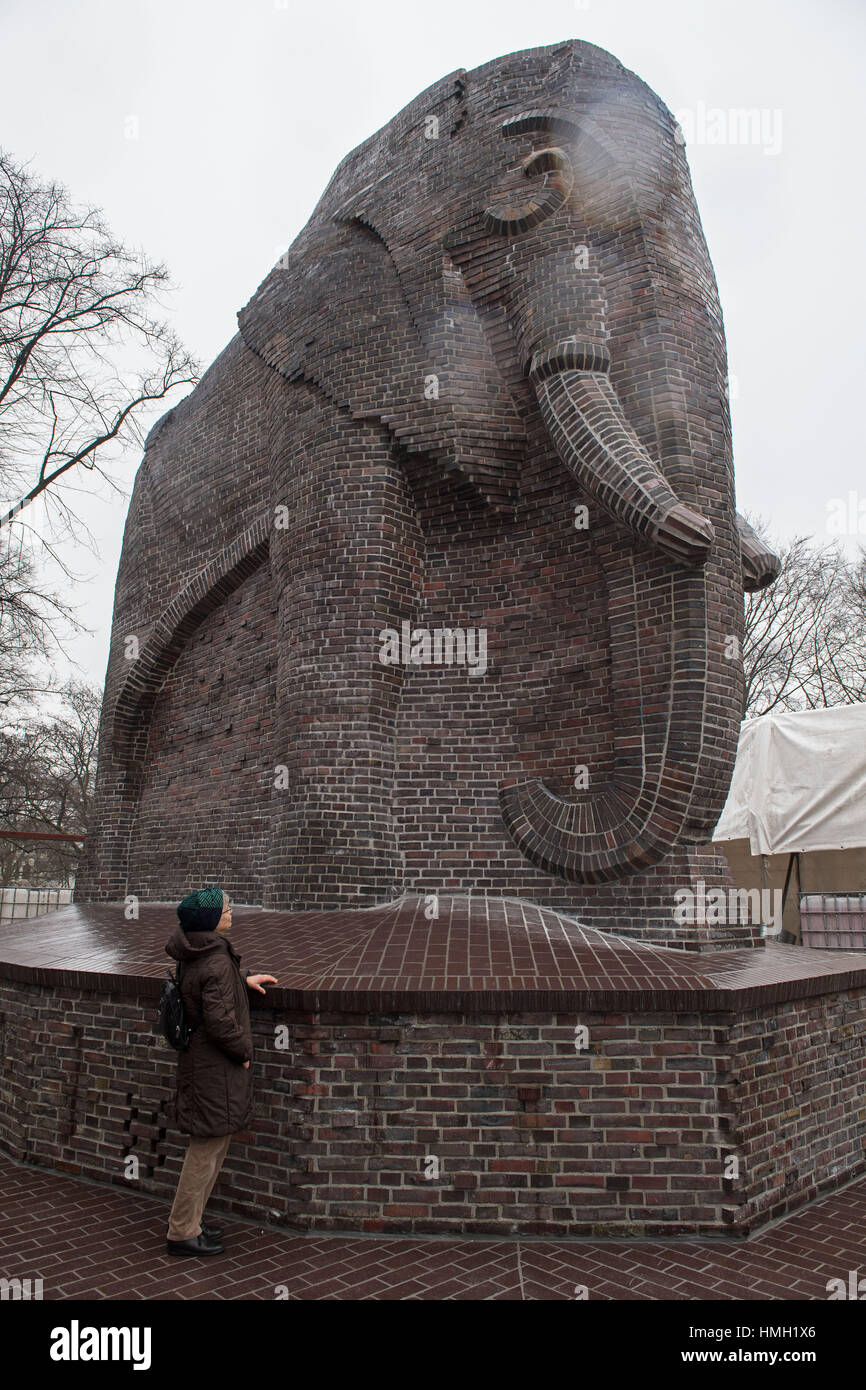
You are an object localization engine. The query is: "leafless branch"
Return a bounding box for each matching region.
[743,524,866,716]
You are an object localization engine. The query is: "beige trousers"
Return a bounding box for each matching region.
[167,1133,234,1241]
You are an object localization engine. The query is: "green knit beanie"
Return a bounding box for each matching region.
[177,886,227,932]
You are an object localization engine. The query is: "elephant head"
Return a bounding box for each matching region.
[239,40,778,888]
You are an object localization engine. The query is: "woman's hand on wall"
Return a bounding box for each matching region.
[246,973,278,994]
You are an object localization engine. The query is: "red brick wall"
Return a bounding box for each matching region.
[726,992,866,1228]
[75,334,274,905]
[2,977,863,1237]
[75,40,756,947]
[126,564,277,904]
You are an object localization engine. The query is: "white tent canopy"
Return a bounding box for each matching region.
[712,704,866,855]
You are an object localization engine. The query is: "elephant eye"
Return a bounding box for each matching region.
[482,109,579,236]
[483,147,574,236]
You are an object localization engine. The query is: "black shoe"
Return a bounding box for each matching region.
[166,1233,224,1257]
[165,1223,224,1241]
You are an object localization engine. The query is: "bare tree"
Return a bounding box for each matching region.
[0,147,199,538]
[743,528,866,716]
[0,148,199,709]
[0,681,100,885]
[0,533,77,709]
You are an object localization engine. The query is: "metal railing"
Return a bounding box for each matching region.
[800,894,866,951]
[0,886,74,923]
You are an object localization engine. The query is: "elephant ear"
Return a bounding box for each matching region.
[238,215,524,516]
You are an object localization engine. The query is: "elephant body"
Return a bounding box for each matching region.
[75,40,776,946]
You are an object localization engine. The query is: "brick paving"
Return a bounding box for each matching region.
[2,1149,864,1300]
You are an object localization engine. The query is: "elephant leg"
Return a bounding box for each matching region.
[264,380,424,910]
[74,769,142,901]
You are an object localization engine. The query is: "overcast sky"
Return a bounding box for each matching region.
[2,0,864,692]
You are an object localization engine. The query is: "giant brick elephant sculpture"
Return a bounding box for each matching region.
[76,40,777,938]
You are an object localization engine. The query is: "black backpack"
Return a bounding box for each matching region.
[158,962,196,1052]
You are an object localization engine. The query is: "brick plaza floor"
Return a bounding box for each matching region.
[1,1150,864,1300]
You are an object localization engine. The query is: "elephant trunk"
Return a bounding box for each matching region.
[530,346,716,565]
[499,354,719,885]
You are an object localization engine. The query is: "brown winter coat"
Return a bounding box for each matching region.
[165,924,254,1138]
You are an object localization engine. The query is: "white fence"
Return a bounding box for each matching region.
[0,886,74,923]
[800,894,866,951]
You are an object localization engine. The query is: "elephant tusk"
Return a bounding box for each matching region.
[736,513,781,591]
[532,363,715,566]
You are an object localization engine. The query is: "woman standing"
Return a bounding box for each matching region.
[164,886,276,1256]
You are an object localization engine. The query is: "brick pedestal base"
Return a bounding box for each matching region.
[1,899,864,1238]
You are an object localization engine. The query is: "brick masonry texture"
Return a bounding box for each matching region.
[4,1150,866,1300]
[2,982,864,1239]
[73,39,780,945]
[1,902,864,1239]
[22,40,854,1249]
